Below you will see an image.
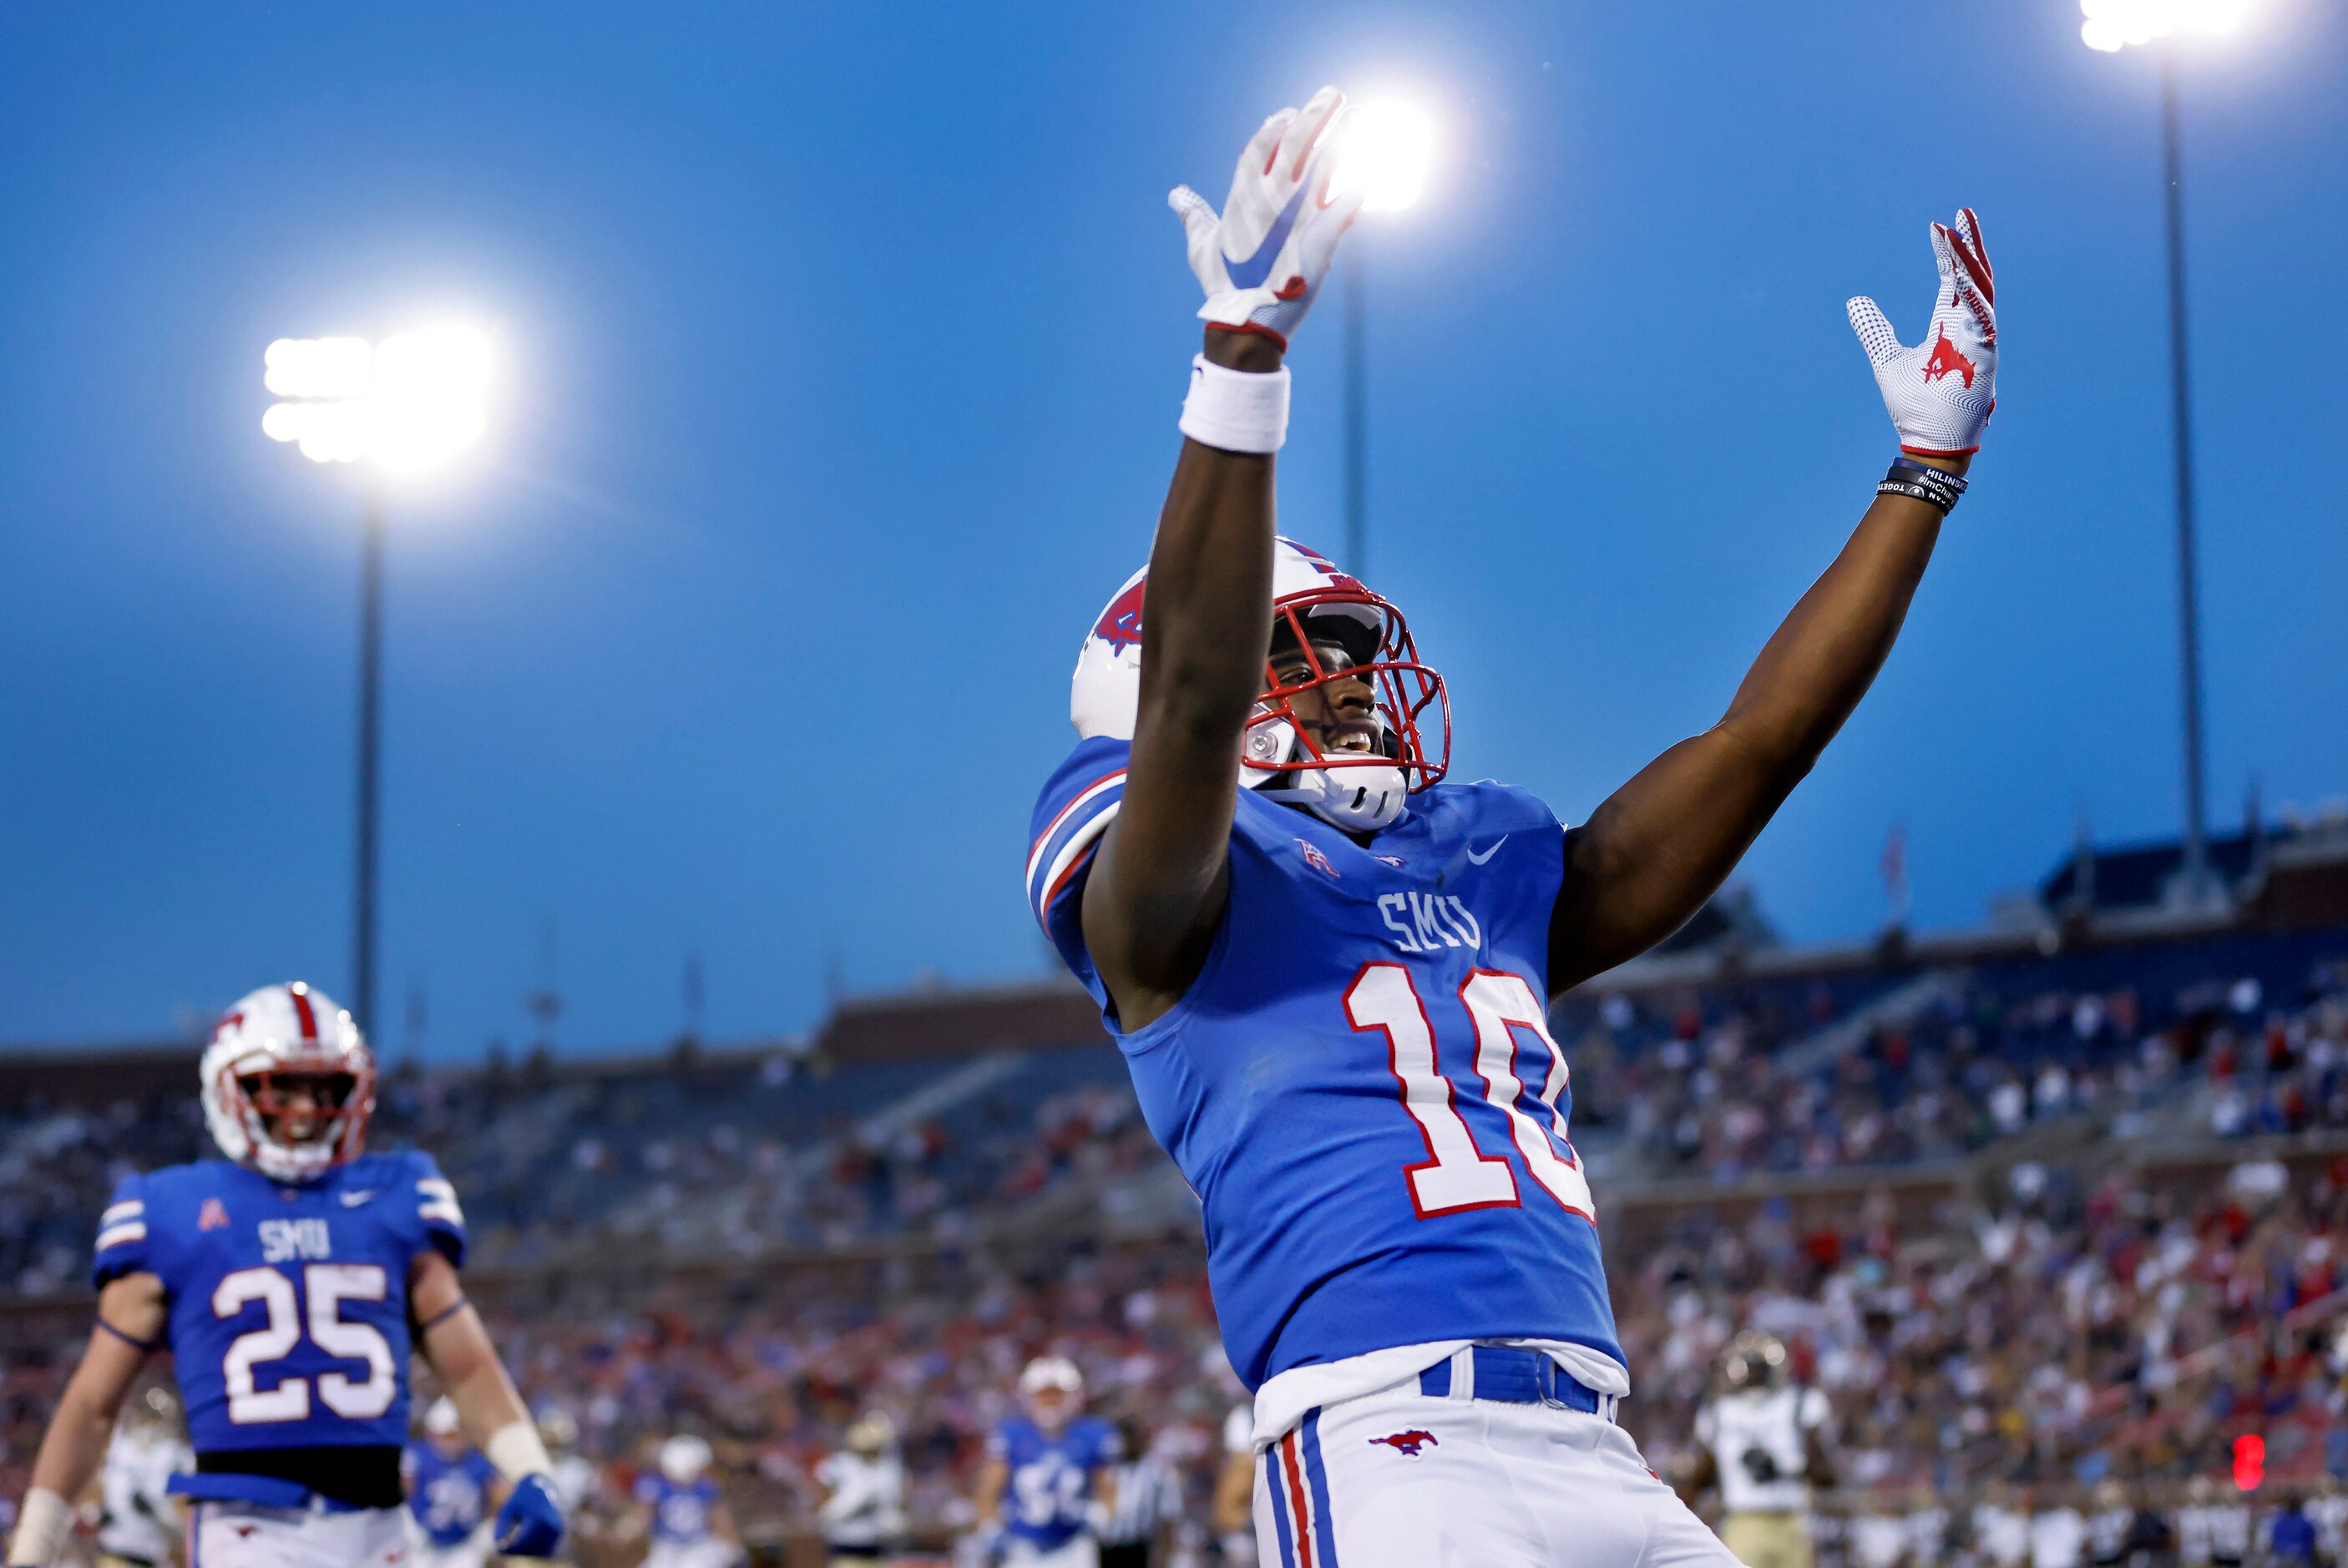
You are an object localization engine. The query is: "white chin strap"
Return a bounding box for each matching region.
[1244,718,1409,833]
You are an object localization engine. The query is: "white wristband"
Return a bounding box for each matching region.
[1179,353,1290,454]
[485,1419,554,1483]
[7,1487,72,1568]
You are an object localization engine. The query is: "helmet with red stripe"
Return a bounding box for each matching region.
[1070,539,1449,832]
[200,982,376,1183]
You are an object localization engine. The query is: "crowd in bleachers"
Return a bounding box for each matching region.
[1561,933,2348,1184]
[2,925,2345,1560]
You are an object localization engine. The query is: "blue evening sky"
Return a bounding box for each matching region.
[3,2,2342,1056]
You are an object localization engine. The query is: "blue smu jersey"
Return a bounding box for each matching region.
[1029,736,1622,1391]
[989,1416,1120,1549]
[633,1474,718,1544]
[93,1151,467,1454]
[405,1443,497,1545]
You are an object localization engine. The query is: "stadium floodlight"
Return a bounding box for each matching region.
[1333,100,1437,213]
[2080,1,2236,908]
[262,326,494,474]
[258,321,499,1040]
[2080,0,2251,52]
[1323,98,1440,578]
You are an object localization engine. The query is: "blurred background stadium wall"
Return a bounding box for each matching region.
[3,818,2344,1564]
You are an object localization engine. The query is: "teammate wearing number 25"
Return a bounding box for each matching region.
[4,983,565,1568]
[1028,86,1997,1568]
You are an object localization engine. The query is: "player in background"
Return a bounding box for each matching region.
[2199,1478,2249,1568]
[2305,1474,2347,1568]
[812,1411,906,1564]
[1209,1404,1255,1565]
[971,1359,1120,1568]
[2032,1488,2089,1568]
[405,1398,499,1568]
[1900,1484,1951,1568]
[1974,1481,2035,1568]
[628,1435,740,1568]
[2,984,564,1568]
[91,1385,190,1568]
[1683,1333,1834,1568]
[1029,79,1995,1568]
[1096,1419,1182,1568]
[1845,1499,1907,1568]
[2268,1492,2320,1567]
[534,1408,604,1566]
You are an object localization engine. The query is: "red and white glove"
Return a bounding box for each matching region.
[1169,86,1367,348]
[1848,208,1997,458]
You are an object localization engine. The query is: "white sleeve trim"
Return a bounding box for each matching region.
[100,1201,144,1227]
[95,1222,148,1252]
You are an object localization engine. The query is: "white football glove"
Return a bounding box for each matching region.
[1848,207,1997,458]
[1169,85,1367,348]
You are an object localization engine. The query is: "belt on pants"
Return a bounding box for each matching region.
[1417,1345,1617,1420]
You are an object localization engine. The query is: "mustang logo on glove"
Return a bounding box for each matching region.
[1848,207,1997,457]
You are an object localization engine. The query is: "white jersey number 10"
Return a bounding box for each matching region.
[1344,963,1597,1222]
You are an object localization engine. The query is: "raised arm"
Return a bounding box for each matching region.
[1551,209,1997,994]
[1081,88,1363,1030]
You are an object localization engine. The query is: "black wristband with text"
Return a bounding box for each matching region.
[1878,457,1967,515]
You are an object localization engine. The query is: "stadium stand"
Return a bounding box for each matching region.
[2,824,2344,1564]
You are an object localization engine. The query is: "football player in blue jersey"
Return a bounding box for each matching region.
[3,983,566,1568]
[1029,86,1996,1568]
[405,1398,500,1568]
[626,1435,740,1568]
[972,1358,1121,1568]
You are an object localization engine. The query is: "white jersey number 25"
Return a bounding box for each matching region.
[213,1263,397,1424]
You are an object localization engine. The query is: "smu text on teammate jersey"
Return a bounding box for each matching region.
[92,1148,465,1453]
[989,1414,1121,1551]
[1031,736,1619,1396]
[407,1441,498,1547]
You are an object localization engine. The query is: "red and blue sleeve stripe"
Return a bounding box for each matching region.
[1025,768,1126,930]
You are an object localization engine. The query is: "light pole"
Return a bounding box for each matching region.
[262,326,494,1034]
[1332,100,1435,579]
[2081,0,2249,905]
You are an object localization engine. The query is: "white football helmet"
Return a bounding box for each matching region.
[200,982,375,1185]
[1070,538,1448,833]
[1019,1355,1085,1429]
[847,1410,897,1454]
[660,1434,713,1484]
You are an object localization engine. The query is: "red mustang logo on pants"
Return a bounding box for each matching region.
[1369,1429,1439,1458]
[1922,328,1977,388]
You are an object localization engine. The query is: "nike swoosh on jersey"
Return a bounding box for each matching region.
[1465,837,1508,865]
[339,1189,377,1206]
[1220,184,1310,290]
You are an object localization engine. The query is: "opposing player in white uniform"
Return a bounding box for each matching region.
[3,983,565,1568]
[813,1412,907,1564]
[93,1387,190,1568]
[1029,84,1997,1568]
[1685,1334,1833,1568]
[536,1408,603,1567]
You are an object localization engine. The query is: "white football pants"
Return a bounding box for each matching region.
[186,1500,411,1568]
[1254,1388,1739,1568]
[645,1540,743,1568]
[414,1524,494,1568]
